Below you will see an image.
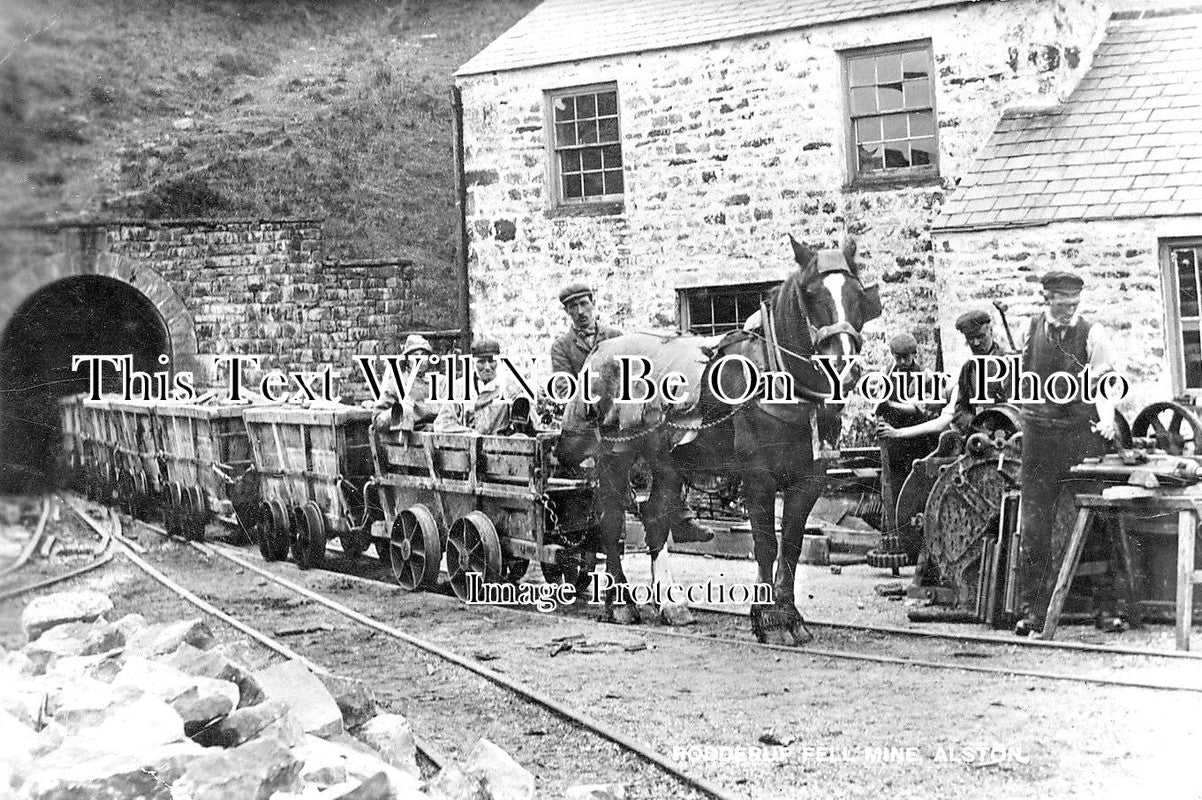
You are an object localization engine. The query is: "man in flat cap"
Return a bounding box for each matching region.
[873,333,941,554]
[374,334,438,432]
[877,309,1010,444]
[1015,270,1118,636]
[550,283,622,387]
[435,337,513,435]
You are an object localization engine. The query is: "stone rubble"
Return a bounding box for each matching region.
[0,592,547,800]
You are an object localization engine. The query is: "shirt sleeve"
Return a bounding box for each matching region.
[1086,324,1116,374]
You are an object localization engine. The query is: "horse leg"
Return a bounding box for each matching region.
[743,473,783,643]
[643,460,694,625]
[597,450,640,625]
[769,481,823,645]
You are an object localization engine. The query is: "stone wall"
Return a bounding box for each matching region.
[933,216,1202,417]
[455,0,1108,401]
[2,220,440,401]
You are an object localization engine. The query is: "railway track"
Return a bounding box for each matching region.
[61,495,739,800]
[316,526,1202,682]
[0,497,116,602]
[89,496,1202,695]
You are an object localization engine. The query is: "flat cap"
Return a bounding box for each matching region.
[559,282,593,306]
[401,334,433,356]
[471,337,501,357]
[955,309,992,334]
[888,332,918,356]
[1040,271,1084,294]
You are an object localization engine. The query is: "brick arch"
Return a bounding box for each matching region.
[95,253,202,379]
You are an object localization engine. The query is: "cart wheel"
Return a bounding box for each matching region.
[165,482,184,537]
[446,511,502,601]
[501,558,530,585]
[295,502,327,571]
[391,505,442,591]
[262,501,290,562]
[185,486,207,542]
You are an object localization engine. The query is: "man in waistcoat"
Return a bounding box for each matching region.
[1016,271,1118,636]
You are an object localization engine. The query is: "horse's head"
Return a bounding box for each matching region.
[785,235,881,393]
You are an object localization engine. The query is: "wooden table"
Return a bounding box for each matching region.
[1041,492,1201,651]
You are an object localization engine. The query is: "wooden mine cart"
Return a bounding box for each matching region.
[243,403,376,569]
[371,428,598,600]
[55,394,86,490]
[107,397,165,519]
[79,397,119,503]
[153,398,259,541]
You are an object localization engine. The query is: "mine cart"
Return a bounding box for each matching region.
[153,397,259,541]
[55,394,86,490]
[243,403,375,569]
[78,397,119,503]
[370,429,598,601]
[107,397,165,519]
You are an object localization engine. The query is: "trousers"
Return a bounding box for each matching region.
[1017,413,1106,621]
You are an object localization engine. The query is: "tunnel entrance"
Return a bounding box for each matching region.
[0,276,170,491]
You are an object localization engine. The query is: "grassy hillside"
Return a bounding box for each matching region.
[0,0,536,281]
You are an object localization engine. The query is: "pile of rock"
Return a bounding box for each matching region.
[0,590,550,800]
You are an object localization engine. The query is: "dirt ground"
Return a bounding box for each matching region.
[5,509,1201,800]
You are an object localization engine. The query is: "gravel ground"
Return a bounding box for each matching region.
[4,507,1201,800]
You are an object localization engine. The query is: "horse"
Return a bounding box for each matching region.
[556,236,881,645]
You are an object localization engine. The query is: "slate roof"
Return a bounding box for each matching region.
[936,8,1202,232]
[456,0,983,76]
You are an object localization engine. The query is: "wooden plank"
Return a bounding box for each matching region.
[1040,507,1093,641]
[1178,510,1195,652]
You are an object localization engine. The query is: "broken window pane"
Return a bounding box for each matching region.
[902,49,929,79]
[554,96,575,122]
[878,83,904,112]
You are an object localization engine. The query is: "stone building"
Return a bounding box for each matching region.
[453,0,1114,386]
[934,5,1202,416]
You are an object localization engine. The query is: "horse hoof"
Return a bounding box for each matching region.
[611,604,641,626]
[750,604,811,647]
[659,603,694,627]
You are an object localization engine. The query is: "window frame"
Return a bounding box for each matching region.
[543,82,625,217]
[677,281,783,336]
[1159,238,1202,397]
[840,39,940,189]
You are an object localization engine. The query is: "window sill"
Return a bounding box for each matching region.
[545,201,625,219]
[844,172,943,193]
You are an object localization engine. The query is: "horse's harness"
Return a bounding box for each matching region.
[592,263,867,445]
